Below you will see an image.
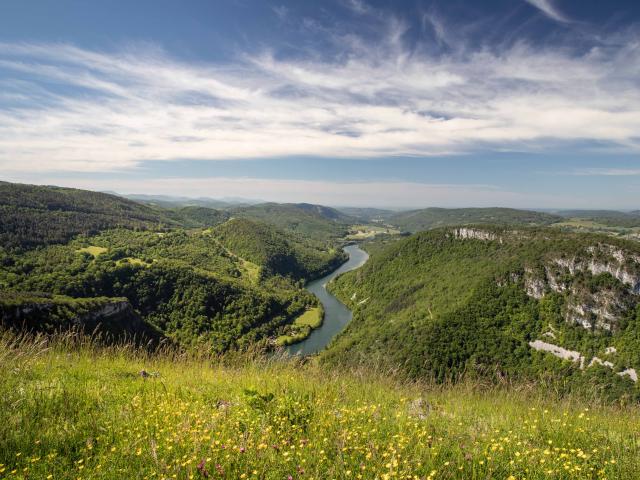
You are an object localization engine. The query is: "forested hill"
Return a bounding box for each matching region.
[325,226,640,400]
[232,203,353,241]
[0,182,232,249]
[0,182,348,351]
[387,207,562,232]
[0,181,179,248]
[215,218,346,279]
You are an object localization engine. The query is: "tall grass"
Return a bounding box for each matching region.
[1,330,639,479]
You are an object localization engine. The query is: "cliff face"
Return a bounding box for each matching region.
[523,244,640,331]
[450,227,640,331]
[452,227,500,242]
[0,293,161,342]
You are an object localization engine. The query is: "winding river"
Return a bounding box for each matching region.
[285,244,369,356]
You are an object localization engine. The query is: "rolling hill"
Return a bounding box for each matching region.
[214,218,346,280]
[387,207,562,232]
[233,202,353,241]
[0,181,178,248]
[0,182,232,249]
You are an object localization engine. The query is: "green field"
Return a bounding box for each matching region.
[276,307,323,346]
[1,332,638,479]
[346,224,400,240]
[76,245,108,257]
[551,218,640,240]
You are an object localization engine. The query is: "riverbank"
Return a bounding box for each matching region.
[275,306,323,346]
[284,244,369,355]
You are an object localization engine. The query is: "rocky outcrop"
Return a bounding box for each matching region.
[618,368,638,382]
[529,340,584,368]
[452,228,500,242]
[529,339,637,382]
[552,244,640,294]
[524,269,546,299]
[0,294,161,343]
[517,242,640,331]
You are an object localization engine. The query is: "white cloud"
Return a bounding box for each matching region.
[571,168,640,176]
[0,22,639,174]
[524,0,571,23]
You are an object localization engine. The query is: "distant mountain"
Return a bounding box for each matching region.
[233,203,353,241]
[554,210,640,228]
[122,193,261,209]
[387,207,562,232]
[293,203,354,222]
[335,207,396,222]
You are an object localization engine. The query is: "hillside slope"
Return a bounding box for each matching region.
[388,207,562,232]
[214,218,346,280]
[0,291,161,341]
[233,203,352,241]
[0,181,178,248]
[1,333,638,479]
[0,182,350,352]
[0,220,342,351]
[0,220,344,350]
[0,182,230,249]
[325,227,640,399]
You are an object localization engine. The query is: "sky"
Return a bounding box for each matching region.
[1,0,640,209]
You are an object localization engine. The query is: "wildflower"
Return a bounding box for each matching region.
[196,460,209,478]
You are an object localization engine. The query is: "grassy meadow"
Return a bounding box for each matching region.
[276,308,323,346]
[1,332,639,479]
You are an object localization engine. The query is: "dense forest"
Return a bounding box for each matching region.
[231,202,353,241]
[0,182,346,351]
[324,226,640,400]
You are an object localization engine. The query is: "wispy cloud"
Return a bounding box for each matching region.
[0,17,639,174]
[571,168,640,176]
[524,0,571,23]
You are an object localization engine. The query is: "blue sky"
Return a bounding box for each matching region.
[1,0,639,208]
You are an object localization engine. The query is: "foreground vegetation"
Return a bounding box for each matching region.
[1,331,639,480]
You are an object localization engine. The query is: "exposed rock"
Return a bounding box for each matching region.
[529,340,584,368]
[452,228,500,242]
[517,243,640,331]
[530,340,637,383]
[617,369,638,382]
[407,398,431,419]
[524,270,546,299]
[588,357,614,369]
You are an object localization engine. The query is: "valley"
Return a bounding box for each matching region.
[2,180,640,479]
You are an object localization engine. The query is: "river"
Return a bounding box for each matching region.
[285,244,369,356]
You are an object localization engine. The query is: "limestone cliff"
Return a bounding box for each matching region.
[0,292,161,342]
